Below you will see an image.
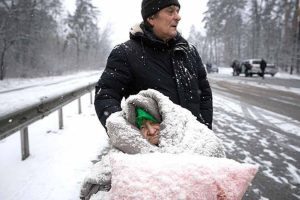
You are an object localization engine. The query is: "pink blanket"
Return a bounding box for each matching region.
[108,153,258,200]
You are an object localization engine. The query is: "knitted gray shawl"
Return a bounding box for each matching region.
[107,89,225,157]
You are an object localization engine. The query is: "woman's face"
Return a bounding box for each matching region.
[140,120,160,145]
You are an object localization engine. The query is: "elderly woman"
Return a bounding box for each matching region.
[135,107,161,146]
[80,89,225,200]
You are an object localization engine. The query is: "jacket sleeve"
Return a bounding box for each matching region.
[192,46,213,129]
[94,44,133,129]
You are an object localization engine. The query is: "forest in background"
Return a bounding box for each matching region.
[188,0,300,74]
[0,0,111,80]
[1,0,300,80]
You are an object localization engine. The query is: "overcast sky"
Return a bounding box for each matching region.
[63,0,208,46]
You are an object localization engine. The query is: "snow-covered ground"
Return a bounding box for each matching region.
[0,68,299,200]
[0,71,109,200]
[0,95,109,200]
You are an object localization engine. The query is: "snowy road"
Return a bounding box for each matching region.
[209,73,300,200]
[210,75,300,121]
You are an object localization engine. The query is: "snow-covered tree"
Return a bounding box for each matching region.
[0,0,63,79]
[66,0,99,69]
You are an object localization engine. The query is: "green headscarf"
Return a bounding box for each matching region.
[136,107,159,129]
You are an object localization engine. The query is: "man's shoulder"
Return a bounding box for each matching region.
[112,39,142,53]
[124,39,144,56]
[179,41,199,56]
[123,39,142,49]
[184,41,197,52]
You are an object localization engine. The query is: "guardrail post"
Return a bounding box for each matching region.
[20,127,30,160]
[78,97,82,114]
[59,108,63,129]
[90,91,93,105]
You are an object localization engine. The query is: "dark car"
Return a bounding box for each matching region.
[205,63,219,73]
[265,63,278,77]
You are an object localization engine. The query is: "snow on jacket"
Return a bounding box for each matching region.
[94,22,213,130]
[80,89,224,200]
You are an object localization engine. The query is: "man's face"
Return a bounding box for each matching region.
[140,120,160,145]
[148,5,181,42]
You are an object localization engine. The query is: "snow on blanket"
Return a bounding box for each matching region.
[91,153,258,200]
[107,89,225,157]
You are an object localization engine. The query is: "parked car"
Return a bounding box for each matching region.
[240,59,278,77]
[265,63,278,77]
[205,63,219,73]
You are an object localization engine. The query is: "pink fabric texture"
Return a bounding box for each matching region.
[108,153,258,200]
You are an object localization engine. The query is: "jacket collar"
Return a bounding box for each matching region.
[129,22,188,49]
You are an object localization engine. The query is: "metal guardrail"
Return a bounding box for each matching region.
[0,82,96,160]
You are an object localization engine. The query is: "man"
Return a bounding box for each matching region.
[231,60,240,76]
[136,107,160,146]
[95,0,213,130]
[260,58,267,79]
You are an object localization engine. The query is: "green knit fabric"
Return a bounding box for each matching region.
[136,107,158,129]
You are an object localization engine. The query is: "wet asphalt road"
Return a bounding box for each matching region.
[209,74,300,121]
[208,74,300,200]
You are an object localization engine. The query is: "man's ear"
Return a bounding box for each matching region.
[147,16,155,26]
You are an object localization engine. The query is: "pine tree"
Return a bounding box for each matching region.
[66,0,99,69]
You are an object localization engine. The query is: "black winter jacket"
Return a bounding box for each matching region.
[95,23,213,129]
